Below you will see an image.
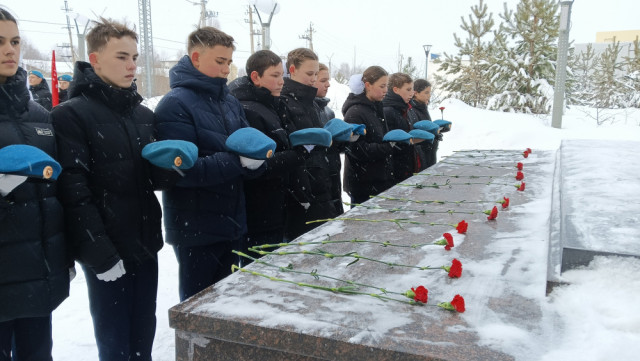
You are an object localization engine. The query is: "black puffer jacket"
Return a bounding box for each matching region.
[52,61,169,274]
[230,76,306,236]
[29,80,52,111]
[0,67,69,322]
[410,99,438,169]
[383,91,418,182]
[281,78,339,239]
[58,88,69,103]
[342,92,395,203]
[314,97,344,214]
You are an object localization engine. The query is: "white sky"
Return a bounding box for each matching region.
[4,0,640,73]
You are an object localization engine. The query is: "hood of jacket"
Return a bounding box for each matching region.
[69,61,143,114]
[383,91,410,112]
[341,91,381,116]
[169,55,229,101]
[0,67,30,117]
[229,75,277,106]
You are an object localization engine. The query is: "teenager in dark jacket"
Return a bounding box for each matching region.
[343,66,395,204]
[51,19,176,361]
[28,69,52,110]
[0,9,69,360]
[314,63,344,215]
[383,72,423,182]
[57,74,72,103]
[229,50,308,249]
[155,27,264,301]
[410,78,440,168]
[281,48,339,240]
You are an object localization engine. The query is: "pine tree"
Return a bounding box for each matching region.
[487,0,559,114]
[622,38,640,108]
[592,40,626,109]
[402,56,420,80]
[434,0,495,107]
[568,44,599,106]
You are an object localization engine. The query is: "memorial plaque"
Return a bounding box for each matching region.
[170,149,558,361]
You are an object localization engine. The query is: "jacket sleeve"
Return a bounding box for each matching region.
[155,94,251,187]
[51,106,120,274]
[344,107,393,163]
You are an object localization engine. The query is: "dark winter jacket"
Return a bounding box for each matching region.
[410,99,439,169]
[229,76,306,237]
[51,61,170,274]
[0,67,69,322]
[281,78,339,239]
[155,56,262,247]
[58,88,69,103]
[384,91,418,182]
[314,96,344,214]
[342,92,395,202]
[29,80,52,111]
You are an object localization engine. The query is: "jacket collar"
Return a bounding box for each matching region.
[0,67,30,117]
[169,55,228,100]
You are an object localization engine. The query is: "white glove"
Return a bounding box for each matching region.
[349,134,360,142]
[96,260,126,282]
[303,145,315,153]
[0,174,27,196]
[300,202,311,210]
[389,142,396,148]
[239,156,265,170]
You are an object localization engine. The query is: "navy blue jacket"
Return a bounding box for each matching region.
[155,56,261,247]
[1,68,69,321]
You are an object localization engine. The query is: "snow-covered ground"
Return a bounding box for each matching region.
[51,82,640,360]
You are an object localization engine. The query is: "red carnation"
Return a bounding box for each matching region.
[526,148,532,153]
[516,162,523,171]
[485,206,498,220]
[517,182,526,191]
[411,286,429,303]
[515,171,524,181]
[447,258,462,278]
[455,220,468,234]
[451,294,466,313]
[439,106,445,111]
[444,233,454,250]
[523,151,529,158]
[499,197,510,209]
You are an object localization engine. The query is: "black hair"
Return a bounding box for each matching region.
[0,7,17,23]
[246,50,282,77]
[413,79,431,93]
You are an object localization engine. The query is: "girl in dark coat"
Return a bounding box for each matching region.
[343,66,396,204]
[229,50,307,249]
[0,9,69,360]
[383,73,423,182]
[410,79,440,169]
[281,48,339,240]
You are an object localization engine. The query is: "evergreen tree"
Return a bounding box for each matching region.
[487,0,559,114]
[568,44,599,106]
[434,0,495,107]
[401,56,420,80]
[592,40,626,109]
[622,38,640,108]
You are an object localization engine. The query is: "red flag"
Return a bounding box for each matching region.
[51,50,59,107]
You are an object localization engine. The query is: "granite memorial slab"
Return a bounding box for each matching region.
[170,148,560,361]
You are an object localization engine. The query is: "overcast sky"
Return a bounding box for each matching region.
[5,0,640,74]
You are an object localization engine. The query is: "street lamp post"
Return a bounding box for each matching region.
[423,44,432,79]
[551,1,574,129]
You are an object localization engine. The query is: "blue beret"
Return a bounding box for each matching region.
[289,128,332,147]
[142,140,198,169]
[351,124,366,136]
[324,118,353,142]
[409,129,435,144]
[58,74,72,82]
[225,127,276,160]
[433,119,452,133]
[29,70,44,79]
[0,144,61,180]
[382,129,412,144]
[413,120,440,135]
